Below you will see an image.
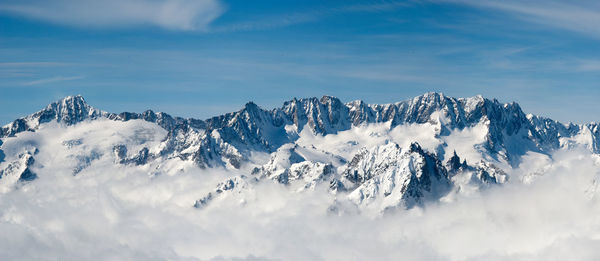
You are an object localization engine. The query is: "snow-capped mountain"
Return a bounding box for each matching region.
[1,93,599,213]
[343,142,451,211]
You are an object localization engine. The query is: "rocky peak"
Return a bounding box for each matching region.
[446,150,467,172]
[345,142,452,211]
[319,95,340,104]
[414,92,447,104]
[110,109,194,132]
[1,95,106,137]
[0,152,37,183]
[42,95,101,125]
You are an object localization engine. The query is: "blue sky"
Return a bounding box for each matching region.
[0,0,599,124]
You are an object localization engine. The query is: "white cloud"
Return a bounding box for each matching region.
[211,1,408,33]
[0,0,225,31]
[451,0,600,39]
[1,119,600,260]
[22,75,84,86]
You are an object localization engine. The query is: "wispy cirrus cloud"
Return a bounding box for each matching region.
[22,75,84,86]
[0,62,69,67]
[451,0,600,39]
[0,0,225,31]
[211,1,409,32]
[577,59,600,72]
[0,0,408,32]
[0,62,73,78]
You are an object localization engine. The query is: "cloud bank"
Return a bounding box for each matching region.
[0,143,599,260]
[0,0,224,30]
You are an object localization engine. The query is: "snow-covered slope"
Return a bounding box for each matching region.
[343,142,451,211]
[1,93,599,212]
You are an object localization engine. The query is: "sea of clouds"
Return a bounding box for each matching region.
[1,146,600,261]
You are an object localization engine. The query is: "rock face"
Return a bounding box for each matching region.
[193,175,257,208]
[0,152,37,183]
[343,142,451,210]
[0,140,4,164]
[249,144,336,191]
[286,161,334,191]
[1,92,599,211]
[446,151,508,185]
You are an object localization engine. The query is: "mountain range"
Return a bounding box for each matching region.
[1,92,598,213]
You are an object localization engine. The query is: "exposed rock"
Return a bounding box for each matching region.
[0,152,37,182]
[344,142,451,211]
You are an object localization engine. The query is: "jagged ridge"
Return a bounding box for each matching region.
[3,92,599,169]
[1,92,598,211]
